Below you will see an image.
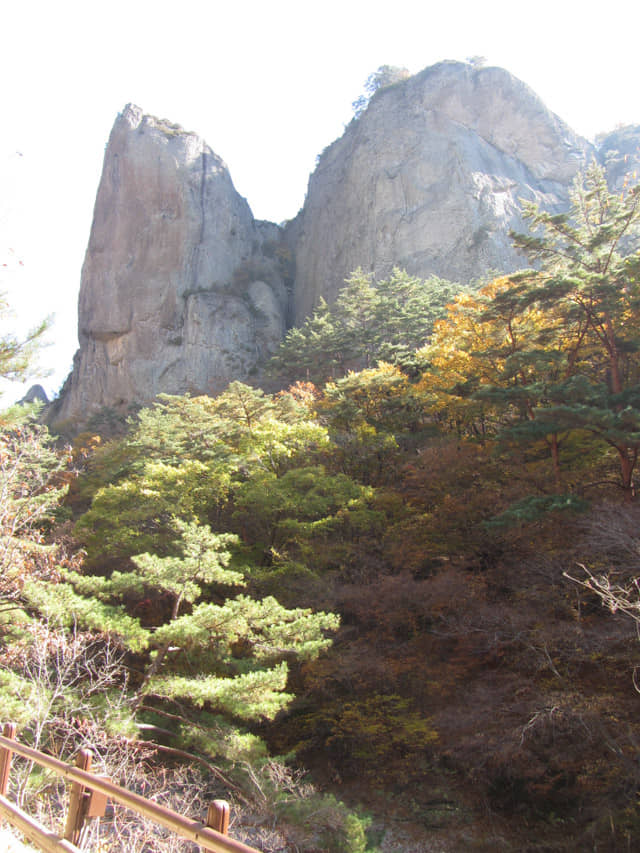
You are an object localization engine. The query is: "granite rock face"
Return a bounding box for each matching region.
[53,64,640,423]
[597,124,640,190]
[287,61,593,323]
[54,105,288,422]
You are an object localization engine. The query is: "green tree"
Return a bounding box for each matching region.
[269,268,466,387]
[0,292,60,594]
[418,165,640,501]
[0,406,68,605]
[75,384,330,565]
[42,518,338,753]
[66,384,344,751]
[352,65,411,118]
[0,289,50,384]
[0,296,126,790]
[511,162,640,396]
[232,465,378,565]
[507,162,640,498]
[268,301,345,385]
[419,274,586,485]
[318,363,429,483]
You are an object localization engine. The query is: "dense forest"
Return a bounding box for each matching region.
[3,163,640,851]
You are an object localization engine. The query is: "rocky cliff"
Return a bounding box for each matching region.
[53,105,290,423]
[597,124,640,189]
[52,64,640,423]
[287,61,593,322]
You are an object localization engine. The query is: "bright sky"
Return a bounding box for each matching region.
[1,0,639,403]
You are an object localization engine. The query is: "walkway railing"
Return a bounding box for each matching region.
[0,723,259,852]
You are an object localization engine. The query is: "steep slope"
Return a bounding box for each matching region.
[287,61,593,322]
[53,105,288,423]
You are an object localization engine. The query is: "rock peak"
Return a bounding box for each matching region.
[287,60,593,321]
[121,102,144,126]
[51,105,289,424]
[51,63,640,425]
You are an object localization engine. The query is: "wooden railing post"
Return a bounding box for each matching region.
[0,723,17,796]
[63,748,92,845]
[205,799,230,845]
[0,731,259,852]
[203,800,231,853]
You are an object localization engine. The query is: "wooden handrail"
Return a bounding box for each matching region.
[0,728,259,853]
[0,795,80,853]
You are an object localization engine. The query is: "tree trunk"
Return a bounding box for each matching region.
[617,445,638,502]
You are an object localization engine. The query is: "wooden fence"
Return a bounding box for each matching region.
[0,723,259,853]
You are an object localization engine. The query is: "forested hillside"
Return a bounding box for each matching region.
[3,164,640,851]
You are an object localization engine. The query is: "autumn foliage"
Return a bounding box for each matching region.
[4,166,640,850]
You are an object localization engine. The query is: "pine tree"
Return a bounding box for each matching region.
[75,384,331,564]
[417,165,640,503]
[507,163,640,498]
[0,406,68,603]
[0,289,50,383]
[269,268,467,387]
[53,519,338,737]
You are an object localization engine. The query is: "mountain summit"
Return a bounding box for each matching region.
[52,62,639,423]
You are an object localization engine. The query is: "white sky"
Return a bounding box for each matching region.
[1,0,639,403]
